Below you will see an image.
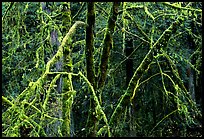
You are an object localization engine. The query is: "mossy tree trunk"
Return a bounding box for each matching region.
[85,2,97,137]
[60,21,87,137]
[85,2,120,136]
[98,2,120,89]
[41,2,74,137]
[121,2,134,88]
[61,2,73,137]
[41,2,64,136]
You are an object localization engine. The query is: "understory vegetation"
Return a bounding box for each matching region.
[2,2,202,137]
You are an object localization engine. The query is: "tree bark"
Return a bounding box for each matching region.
[187,21,196,102]
[187,65,195,101]
[98,2,120,89]
[125,38,134,88]
[61,3,72,137]
[86,2,96,89]
[85,2,97,137]
[41,2,63,136]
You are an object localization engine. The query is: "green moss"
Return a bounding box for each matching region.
[79,71,111,137]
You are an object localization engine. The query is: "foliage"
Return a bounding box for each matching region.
[2,2,202,137]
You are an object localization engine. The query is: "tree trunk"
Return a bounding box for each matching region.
[85,2,97,137]
[125,38,133,88]
[61,3,73,137]
[187,21,196,102]
[187,65,195,101]
[41,2,63,136]
[98,2,120,89]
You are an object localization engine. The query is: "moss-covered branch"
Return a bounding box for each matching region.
[79,71,111,137]
[42,74,61,110]
[2,20,87,137]
[2,96,14,107]
[62,74,75,137]
[163,2,202,13]
[46,21,87,73]
[118,5,144,14]
[2,2,15,21]
[72,3,86,21]
[109,19,181,125]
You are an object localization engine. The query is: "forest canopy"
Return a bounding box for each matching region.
[2,2,202,137]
